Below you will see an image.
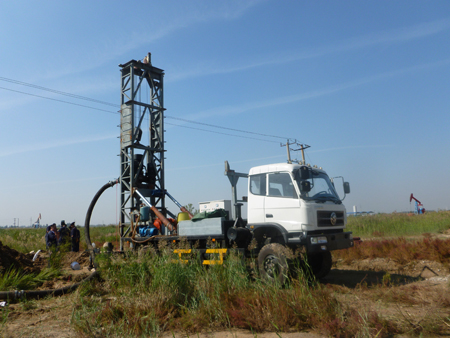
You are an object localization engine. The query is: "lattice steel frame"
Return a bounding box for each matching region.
[119,54,165,250]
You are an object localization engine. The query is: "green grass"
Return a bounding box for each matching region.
[3,211,450,254]
[347,210,450,237]
[0,228,47,253]
[3,213,450,336]
[71,249,400,337]
[0,267,62,292]
[74,253,329,337]
[0,225,118,254]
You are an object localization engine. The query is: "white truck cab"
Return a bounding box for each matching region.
[225,160,353,281]
[248,163,347,233]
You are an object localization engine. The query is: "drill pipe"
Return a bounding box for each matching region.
[165,191,194,219]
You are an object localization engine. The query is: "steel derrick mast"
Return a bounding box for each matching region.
[119,53,165,250]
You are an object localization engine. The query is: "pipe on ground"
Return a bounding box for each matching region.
[0,270,99,301]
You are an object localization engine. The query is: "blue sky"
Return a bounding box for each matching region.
[1,0,449,226]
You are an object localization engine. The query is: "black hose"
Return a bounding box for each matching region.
[84,179,118,262]
[0,270,99,301]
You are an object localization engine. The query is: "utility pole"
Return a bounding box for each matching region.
[281,140,310,163]
[296,144,310,163]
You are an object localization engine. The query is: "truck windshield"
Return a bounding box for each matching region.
[295,169,341,204]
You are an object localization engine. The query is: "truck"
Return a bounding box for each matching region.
[84,56,353,283]
[124,158,353,283]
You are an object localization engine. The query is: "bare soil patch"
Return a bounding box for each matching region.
[0,241,40,274]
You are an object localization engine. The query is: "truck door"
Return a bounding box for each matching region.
[248,173,266,223]
[264,172,301,232]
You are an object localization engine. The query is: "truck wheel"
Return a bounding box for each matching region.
[307,251,332,279]
[257,243,288,285]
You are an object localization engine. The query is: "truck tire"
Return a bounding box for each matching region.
[307,251,332,279]
[257,243,288,285]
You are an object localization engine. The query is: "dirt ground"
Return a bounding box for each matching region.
[1,243,450,337]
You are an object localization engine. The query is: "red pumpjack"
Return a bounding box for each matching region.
[410,193,426,214]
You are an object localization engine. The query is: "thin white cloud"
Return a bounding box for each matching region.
[40,0,267,81]
[170,17,450,81]
[167,145,395,171]
[0,134,117,158]
[310,145,392,154]
[182,58,450,121]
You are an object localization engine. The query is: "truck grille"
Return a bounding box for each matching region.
[317,211,344,227]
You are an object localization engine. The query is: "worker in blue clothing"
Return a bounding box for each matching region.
[70,222,81,252]
[45,223,55,249]
[47,224,60,252]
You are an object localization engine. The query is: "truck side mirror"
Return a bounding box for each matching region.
[343,182,350,194]
[299,166,310,180]
[300,180,311,193]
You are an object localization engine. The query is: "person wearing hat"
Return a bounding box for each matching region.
[45,223,56,249]
[69,222,80,252]
[58,220,70,247]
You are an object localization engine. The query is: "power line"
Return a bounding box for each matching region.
[165,116,288,140]
[0,86,119,115]
[0,77,295,141]
[165,122,279,143]
[0,77,119,108]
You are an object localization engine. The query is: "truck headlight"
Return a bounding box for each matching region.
[311,236,327,244]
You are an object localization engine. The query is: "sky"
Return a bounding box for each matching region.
[1,0,449,226]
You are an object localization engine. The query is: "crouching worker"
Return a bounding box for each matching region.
[70,222,80,252]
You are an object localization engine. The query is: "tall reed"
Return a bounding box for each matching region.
[72,248,347,336]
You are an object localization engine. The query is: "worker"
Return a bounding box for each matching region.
[58,220,70,247]
[45,223,55,249]
[70,222,80,252]
[47,223,60,252]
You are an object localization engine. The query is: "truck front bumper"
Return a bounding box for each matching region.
[288,231,354,253]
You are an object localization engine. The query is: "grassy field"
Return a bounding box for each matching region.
[2,211,450,336]
[0,225,119,254]
[2,211,450,255]
[346,210,450,237]
[71,249,395,337]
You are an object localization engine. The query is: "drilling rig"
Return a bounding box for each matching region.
[84,53,192,252]
[84,53,354,282]
[118,53,166,250]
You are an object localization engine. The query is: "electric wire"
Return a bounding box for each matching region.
[0,76,118,108]
[0,86,118,115]
[165,116,287,140]
[0,77,295,141]
[165,122,279,143]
